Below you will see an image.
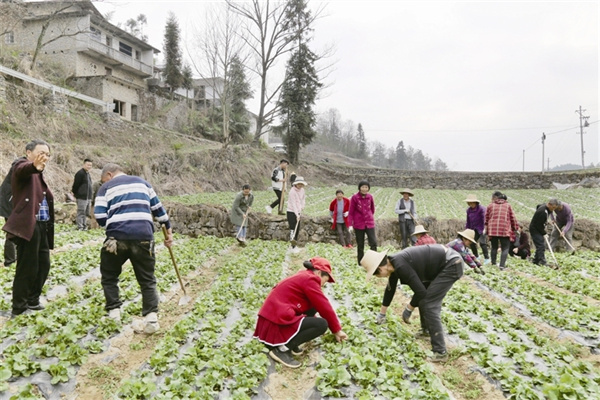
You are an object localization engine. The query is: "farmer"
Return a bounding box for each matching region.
[529,199,560,267]
[465,194,489,264]
[485,191,518,270]
[363,245,463,362]
[94,163,173,334]
[349,180,377,265]
[510,224,530,260]
[446,229,484,274]
[412,225,436,246]
[329,189,352,248]
[0,158,17,268]
[253,257,348,368]
[395,188,417,249]
[287,176,307,249]
[3,140,54,317]
[265,159,289,215]
[548,201,574,252]
[71,158,93,231]
[230,184,253,245]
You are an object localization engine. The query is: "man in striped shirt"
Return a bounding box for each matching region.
[94,163,173,334]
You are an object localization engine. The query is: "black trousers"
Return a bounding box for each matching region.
[355,227,377,265]
[270,189,283,209]
[287,212,300,241]
[530,231,546,265]
[100,239,159,316]
[3,217,16,266]
[489,236,510,267]
[12,221,51,314]
[287,316,328,349]
[470,231,489,259]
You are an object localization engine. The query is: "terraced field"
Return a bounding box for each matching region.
[1,223,599,399]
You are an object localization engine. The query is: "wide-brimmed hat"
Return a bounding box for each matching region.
[307,257,335,283]
[464,194,480,203]
[292,176,308,186]
[457,229,476,243]
[360,250,389,280]
[400,188,414,196]
[411,225,428,236]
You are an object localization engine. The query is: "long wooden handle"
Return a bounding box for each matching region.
[162,225,186,295]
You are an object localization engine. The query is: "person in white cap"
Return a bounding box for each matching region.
[395,188,417,249]
[412,225,436,246]
[361,245,463,362]
[446,229,485,274]
[287,176,307,248]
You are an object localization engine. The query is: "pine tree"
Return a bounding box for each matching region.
[163,12,183,95]
[228,55,253,142]
[357,123,367,159]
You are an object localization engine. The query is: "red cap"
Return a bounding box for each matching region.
[310,257,335,283]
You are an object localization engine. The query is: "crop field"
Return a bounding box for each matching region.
[165,187,600,223]
[1,223,600,400]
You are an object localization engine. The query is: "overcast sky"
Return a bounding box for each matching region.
[94,1,599,172]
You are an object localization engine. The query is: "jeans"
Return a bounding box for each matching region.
[489,236,510,267]
[76,199,91,230]
[286,317,328,349]
[355,228,377,265]
[548,223,574,251]
[530,231,546,265]
[235,225,247,240]
[270,189,283,209]
[3,217,16,266]
[12,221,51,313]
[100,239,158,316]
[336,223,351,246]
[399,218,416,248]
[419,258,463,353]
[470,231,489,259]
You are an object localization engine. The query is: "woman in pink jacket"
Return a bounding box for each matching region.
[287,176,307,248]
[348,180,377,265]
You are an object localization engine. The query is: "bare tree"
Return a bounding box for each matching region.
[0,2,25,42]
[190,3,250,146]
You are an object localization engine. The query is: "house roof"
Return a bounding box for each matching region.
[23,0,160,53]
[193,77,225,87]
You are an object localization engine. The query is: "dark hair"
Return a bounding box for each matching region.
[303,260,328,279]
[358,180,370,191]
[280,159,289,164]
[26,139,50,152]
[242,184,251,190]
[492,191,503,199]
[378,256,388,267]
[84,158,92,163]
[335,189,344,195]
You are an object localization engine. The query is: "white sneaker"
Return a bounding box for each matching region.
[144,312,160,334]
[265,206,272,214]
[108,308,121,321]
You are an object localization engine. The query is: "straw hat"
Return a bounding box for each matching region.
[292,176,308,186]
[360,250,389,280]
[464,194,480,203]
[411,225,428,236]
[457,229,476,243]
[307,257,335,283]
[400,188,414,196]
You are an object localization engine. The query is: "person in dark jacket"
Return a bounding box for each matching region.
[2,140,54,317]
[510,224,530,260]
[253,257,348,368]
[529,200,559,266]
[465,194,489,263]
[0,159,17,267]
[71,158,93,230]
[362,245,464,362]
[230,184,254,245]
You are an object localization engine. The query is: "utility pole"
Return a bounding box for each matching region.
[522,149,525,172]
[547,158,550,172]
[576,105,590,169]
[541,132,546,173]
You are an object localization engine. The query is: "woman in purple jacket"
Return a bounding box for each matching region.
[465,194,489,264]
[348,180,377,265]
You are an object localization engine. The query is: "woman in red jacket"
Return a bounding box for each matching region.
[329,189,352,248]
[253,257,348,368]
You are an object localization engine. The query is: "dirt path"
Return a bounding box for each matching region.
[71,247,236,400]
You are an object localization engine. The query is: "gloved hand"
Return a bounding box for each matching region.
[343,211,349,218]
[376,313,386,325]
[402,307,412,324]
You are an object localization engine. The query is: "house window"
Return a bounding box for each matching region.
[113,100,125,117]
[135,50,141,61]
[4,31,14,44]
[105,67,112,76]
[89,26,101,41]
[119,42,132,57]
[106,36,112,47]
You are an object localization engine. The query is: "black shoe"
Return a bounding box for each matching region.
[269,348,301,368]
[27,303,45,311]
[430,351,448,363]
[11,309,32,318]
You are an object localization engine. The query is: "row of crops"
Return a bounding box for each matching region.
[1,225,599,399]
[165,187,600,223]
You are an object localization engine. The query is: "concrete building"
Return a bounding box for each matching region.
[4,0,159,121]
